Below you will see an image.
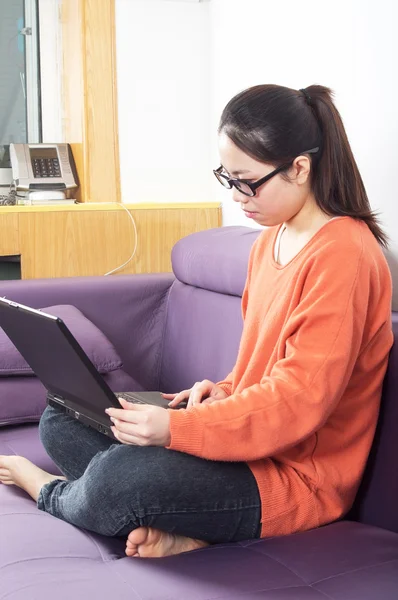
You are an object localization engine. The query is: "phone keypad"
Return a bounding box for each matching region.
[32,158,61,178]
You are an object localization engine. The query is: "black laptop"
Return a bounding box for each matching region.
[0,297,184,438]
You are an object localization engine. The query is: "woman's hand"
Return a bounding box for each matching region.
[163,379,228,409]
[105,398,171,446]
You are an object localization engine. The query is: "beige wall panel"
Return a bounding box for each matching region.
[61,0,120,203]
[82,0,120,203]
[60,0,85,203]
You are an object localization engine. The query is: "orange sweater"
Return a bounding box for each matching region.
[168,217,393,538]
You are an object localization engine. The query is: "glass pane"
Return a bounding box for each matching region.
[0,0,40,172]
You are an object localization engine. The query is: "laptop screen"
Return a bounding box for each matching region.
[0,299,119,414]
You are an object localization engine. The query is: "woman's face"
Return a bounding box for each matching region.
[218,133,312,227]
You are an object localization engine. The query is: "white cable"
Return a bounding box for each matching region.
[101,202,138,276]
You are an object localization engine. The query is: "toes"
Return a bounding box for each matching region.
[127,527,149,547]
[0,468,12,483]
[125,544,140,557]
[126,527,152,558]
[125,535,138,557]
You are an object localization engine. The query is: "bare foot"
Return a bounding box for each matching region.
[125,526,208,558]
[0,455,66,502]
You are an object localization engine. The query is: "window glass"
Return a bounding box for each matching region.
[0,0,41,173]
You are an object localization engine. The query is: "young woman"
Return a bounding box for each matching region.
[0,84,393,559]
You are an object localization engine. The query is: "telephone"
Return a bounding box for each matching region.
[9,143,79,202]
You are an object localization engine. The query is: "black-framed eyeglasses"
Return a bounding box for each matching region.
[213,147,319,197]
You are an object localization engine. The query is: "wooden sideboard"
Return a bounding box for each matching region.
[0,202,221,279]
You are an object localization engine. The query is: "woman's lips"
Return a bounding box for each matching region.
[243,210,257,218]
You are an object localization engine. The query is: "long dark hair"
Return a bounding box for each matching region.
[219,84,388,248]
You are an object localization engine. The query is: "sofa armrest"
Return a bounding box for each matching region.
[0,274,174,390]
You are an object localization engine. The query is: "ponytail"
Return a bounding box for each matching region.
[304,85,388,247]
[219,84,388,248]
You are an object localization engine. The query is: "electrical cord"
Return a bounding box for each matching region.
[0,181,16,205]
[102,202,138,276]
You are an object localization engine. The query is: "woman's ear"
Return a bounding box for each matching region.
[290,155,312,185]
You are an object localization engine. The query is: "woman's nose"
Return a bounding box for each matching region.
[232,187,248,204]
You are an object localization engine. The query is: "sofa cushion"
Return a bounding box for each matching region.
[1,425,398,600]
[172,226,260,296]
[0,304,123,376]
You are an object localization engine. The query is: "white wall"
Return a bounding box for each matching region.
[115,0,213,204]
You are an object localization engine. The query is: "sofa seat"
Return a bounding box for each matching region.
[1,424,397,600]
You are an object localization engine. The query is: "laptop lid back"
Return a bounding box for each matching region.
[0,298,120,415]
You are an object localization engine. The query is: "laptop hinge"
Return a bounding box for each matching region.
[49,392,66,404]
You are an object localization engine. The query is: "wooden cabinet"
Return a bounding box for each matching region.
[0,203,221,279]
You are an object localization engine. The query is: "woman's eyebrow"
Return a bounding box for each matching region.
[231,170,252,176]
[221,165,252,177]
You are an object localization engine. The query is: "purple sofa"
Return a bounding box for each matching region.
[0,226,397,599]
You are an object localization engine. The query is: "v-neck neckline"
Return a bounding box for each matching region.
[271,217,347,270]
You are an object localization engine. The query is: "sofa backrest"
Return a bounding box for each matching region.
[159,227,260,392]
[350,313,398,533]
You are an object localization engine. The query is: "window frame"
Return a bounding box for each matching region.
[24,0,42,142]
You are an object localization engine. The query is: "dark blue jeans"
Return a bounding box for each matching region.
[37,405,262,543]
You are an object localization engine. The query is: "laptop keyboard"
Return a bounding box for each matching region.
[116,393,146,404]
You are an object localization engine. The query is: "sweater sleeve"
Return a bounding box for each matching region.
[167,240,376,462]
[215,373,233,397]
